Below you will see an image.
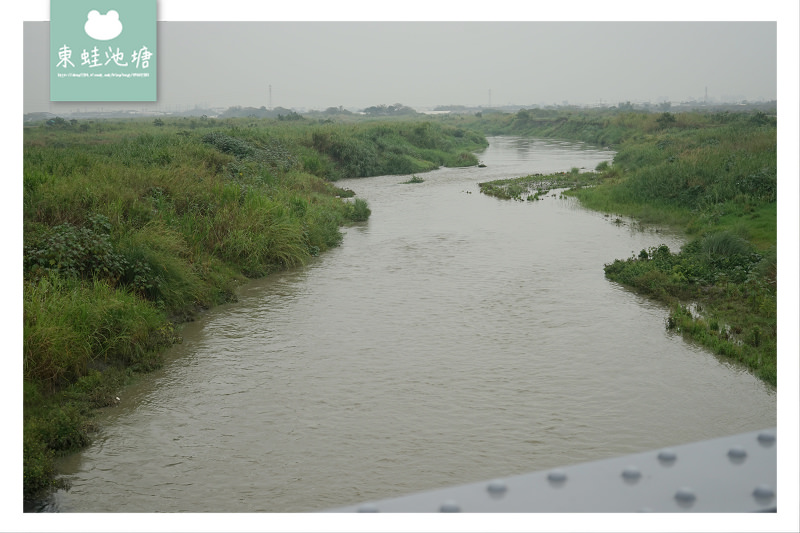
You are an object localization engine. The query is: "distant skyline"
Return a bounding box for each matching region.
[25,20,778,114]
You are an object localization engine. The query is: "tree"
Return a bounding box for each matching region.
[656,112,676,129]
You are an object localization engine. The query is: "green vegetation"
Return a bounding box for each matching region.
[23,116,485,503]
[474,109,777,386]
[402,175,425,184]
[479,167,595,200]
[26,106,777,503]
[440,106,774,150]
[306,120,486,179]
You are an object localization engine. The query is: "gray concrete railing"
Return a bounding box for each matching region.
[325,428,777,513]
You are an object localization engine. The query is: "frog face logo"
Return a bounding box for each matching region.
[84,10,123,41]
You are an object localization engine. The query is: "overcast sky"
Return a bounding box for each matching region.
[25,20,778,113]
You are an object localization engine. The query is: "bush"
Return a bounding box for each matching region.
[24,214,125,281]
[701,231,752,259]
[348,198,371,222]
[31,403,92,452]
[116,222,204,312]
[23,430,58,500]
[202,132,299,171]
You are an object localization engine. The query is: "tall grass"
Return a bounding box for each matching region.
[24,274,170,391]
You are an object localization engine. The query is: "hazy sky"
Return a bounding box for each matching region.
[25,20,778,113]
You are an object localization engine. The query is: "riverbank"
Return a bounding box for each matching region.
[473,110,777,386]
[40,134,776,513]
[22,117,486,503]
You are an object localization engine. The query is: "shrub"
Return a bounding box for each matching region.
[31,403,92,452]
[115,222,204,312]
[348,198,371,222]
[701,231,752,259]
[23,429,58,500]
[24,214,125,282]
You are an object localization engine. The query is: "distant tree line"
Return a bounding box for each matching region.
[362,103,417,116]
[219,106,301,119]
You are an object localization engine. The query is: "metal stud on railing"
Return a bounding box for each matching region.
[357,503,379,513]
[757,432,776,446]
[657,449,677,466]
[547,469,567,487]
[674,487,696,508]
[486,479,507,498]
[621,466,642,484]
[752,484,775,502]
[439,499,460,512]
[727,446,747,464]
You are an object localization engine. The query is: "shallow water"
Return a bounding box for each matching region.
[48,137,775,512]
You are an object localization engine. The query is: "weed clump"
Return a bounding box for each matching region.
[348,198,372,222]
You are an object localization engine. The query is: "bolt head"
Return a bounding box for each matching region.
[675,487,696,503]
[439,500,460,512]
[753,485,775,500]
[757,432,776,446]
[657,449,677,464]
[487,479,507,495]
[357,503,379,512]
[621,466,642,481]
[727,446,747,460]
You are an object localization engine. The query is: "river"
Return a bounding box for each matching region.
[47,137,776,513]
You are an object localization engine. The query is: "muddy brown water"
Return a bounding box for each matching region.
[46,137,775,512]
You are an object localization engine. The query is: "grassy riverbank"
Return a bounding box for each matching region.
[22,117,485,502]
[474,109,777,386]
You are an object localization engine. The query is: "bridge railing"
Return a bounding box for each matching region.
[324,428,777,513]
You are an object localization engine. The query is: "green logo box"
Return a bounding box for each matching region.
[50,0,157,102]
